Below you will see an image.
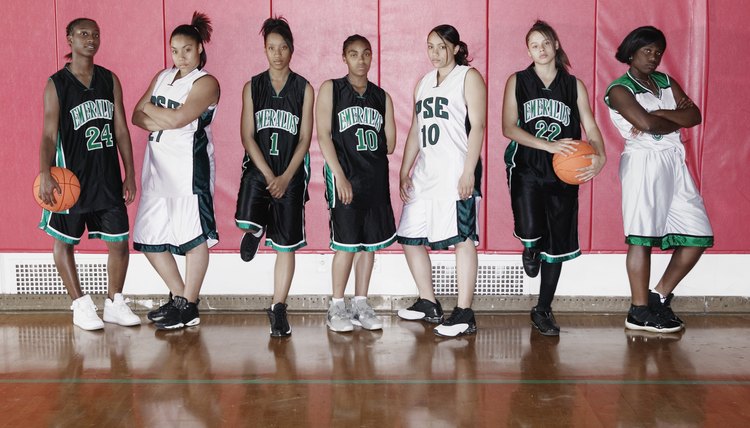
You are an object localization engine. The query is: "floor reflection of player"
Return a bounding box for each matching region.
[507,331,574,427]
[616,331,705,426]
[325,329,384,425]
[141,329,220,427]
[48,327,137,426]
[399,320,478,427]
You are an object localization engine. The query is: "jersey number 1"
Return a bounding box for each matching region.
[269,132,279,156]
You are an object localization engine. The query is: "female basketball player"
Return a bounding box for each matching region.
[234,17,314,337]
[396,24,486,337]
[38,18,139,330]
[605,26,712,333]
[317,35,397,332]
[502,20,606,336]
[132,12,220,330]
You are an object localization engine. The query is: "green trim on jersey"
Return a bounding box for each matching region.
[397,235,468,251]
[323,164,335,209]
[627,234,714,250]
[135,231,216,256]
[330,234,396,253]
[266,238,306,252]
[88,231,129,243]
[38,210,79,245]
[235,220,263,234]
[604,71,671,108]
[540,249,581,264]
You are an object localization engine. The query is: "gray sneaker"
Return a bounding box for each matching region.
[326,300,354,332]
[351,299,383,330]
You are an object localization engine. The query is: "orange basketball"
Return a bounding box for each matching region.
[33,167,80,212]
[552,140,596,185]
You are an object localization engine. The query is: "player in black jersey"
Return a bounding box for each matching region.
[317,35,397,332]
[38,18,138,330]
[235,17,314,337]
[502,20,606,336]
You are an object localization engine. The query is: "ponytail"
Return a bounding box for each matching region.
[430,24,472,66]
[170,11,213,69]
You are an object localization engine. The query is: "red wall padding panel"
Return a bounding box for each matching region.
[3,1,745,253]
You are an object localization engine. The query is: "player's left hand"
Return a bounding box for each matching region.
[575,153,607,182]
[122,176,137,205]
[457,172,474,200]
[267,174,291,199]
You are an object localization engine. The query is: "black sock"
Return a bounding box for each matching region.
[536,262,562,311]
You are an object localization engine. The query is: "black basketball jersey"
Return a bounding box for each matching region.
[328,77,390,208]
[50,64,123,213]
[243,70,309,181]
[510,65,581,173]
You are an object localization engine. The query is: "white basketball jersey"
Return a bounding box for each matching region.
[606,71,682,154]
[141,67,217,197]
[410,65,471,201]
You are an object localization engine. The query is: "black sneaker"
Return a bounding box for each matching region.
[649,291,684,326]
[154,296,200,330]
[522,247,540,278]
[434,307,477,337]
[147,293,174,323]
[530,306,560,336]
[397,298,444,323]
[240,232,262,262]
[268,303,291,337]
[625,305,682,333]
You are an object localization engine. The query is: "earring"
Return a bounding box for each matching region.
[628,56,633,61]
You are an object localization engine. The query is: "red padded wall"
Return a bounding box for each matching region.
[2,0,745,253]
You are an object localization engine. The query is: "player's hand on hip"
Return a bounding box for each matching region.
[399,176,414,203]
[38,169,61,207]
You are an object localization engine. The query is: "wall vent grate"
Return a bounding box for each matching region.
[14,263,108,294]
[433,261,526,296]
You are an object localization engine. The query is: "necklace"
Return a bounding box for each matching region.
[632,74,657,94]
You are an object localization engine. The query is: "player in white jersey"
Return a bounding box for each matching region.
[132,12,220,330]
[605,26,713,333]
[396,25,486,337]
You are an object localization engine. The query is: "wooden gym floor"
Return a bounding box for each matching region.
[0,312,749,427]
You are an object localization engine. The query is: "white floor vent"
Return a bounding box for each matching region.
[432,261,526,296]
[15,263,108,294]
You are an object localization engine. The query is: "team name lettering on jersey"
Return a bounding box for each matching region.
[337,107,383,132]
[151,95,181,109]
[255,109,300,135]
[523,98,571,126]
[70,99,114,130]
[415,97,449,120]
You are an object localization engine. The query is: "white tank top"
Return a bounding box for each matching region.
[141,67,217,197]
[410,65,471,201]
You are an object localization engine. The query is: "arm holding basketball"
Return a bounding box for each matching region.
[38,80,62,206]
[399,90,420,203]
[112,74,136,205]
[132,72,162,132]
[575,79,606,182]
[502,74,576,156]
[141,76,219,130]
[459,68,486,199]
[650,79,701,128]
[316,80,352,204]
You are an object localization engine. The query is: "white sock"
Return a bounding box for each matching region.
[656,291,667,303]
[331,297,344,305]
[353,296,367,302]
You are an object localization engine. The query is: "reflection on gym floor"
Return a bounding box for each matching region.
[0,313,749,426]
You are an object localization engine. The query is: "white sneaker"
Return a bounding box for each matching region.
[103,293,142,326]
[326,300,354,332]
[71,295,104,331]
[351,299,383,330]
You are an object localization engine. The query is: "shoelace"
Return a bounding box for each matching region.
[331,304,349,319]
[444,308,463,324]
[356,302,376,318]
